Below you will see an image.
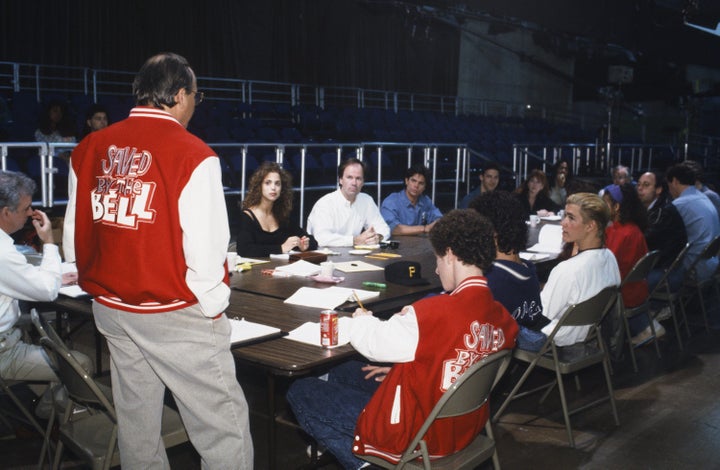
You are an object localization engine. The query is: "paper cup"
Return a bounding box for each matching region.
[320,261,334,277]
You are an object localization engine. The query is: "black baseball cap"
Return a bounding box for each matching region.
[384,261,429,286]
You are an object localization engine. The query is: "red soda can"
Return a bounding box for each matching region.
[320,310,338,347]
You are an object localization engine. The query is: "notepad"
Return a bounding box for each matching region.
[526,224,563,254]
[333,261,384,273]
[59,262,90,298]
[228,317,283,346]
[284,286,380,309]
[285,317,353,347]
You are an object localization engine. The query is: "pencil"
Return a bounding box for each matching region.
[352,290,367,312]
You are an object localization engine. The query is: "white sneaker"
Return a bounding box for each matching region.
[654,306,672,322]
[631,320,666,346]
[306,444,325,459]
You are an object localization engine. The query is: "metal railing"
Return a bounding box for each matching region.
[0,61,598,127]
[1,140,469,227]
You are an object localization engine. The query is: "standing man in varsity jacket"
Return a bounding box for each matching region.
[287,209,518,469]
[63,53,253,469]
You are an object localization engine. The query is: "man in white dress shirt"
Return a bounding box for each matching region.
[307,158,390,247]
[0,170,90,416]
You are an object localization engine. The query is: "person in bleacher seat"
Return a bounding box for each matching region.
[34,100,76,143]
[380,164,442,236]
[236,161,317,256]
[80,103,109,138]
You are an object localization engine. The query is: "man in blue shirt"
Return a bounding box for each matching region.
[666,163,720,282]
[380,164,442,236]
[458,162,500,209]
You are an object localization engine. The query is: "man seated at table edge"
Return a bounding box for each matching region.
[286,209,519,469]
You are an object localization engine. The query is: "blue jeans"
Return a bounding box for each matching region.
[516,325,547,352]
[286,360,381,470]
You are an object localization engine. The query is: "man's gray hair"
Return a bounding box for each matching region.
[0,170,36,211]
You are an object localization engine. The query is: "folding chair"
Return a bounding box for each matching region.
[492,286,619,448]
[617,250,661,373]
[358,349,511,470]
[679,235,720,333]
[0,375,53,466]
[648,243,691,349]
[33,311,189,470]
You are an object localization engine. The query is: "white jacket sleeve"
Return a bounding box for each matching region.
[179,157,231,317]
[62,166,78,262]
[348,306,419,363]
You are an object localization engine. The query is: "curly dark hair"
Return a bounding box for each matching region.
[604,182,648,232]
[429,209,496,272]
[242,162,294,224]
[469,190,527,255]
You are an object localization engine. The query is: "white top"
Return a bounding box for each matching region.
[348,305,419,363]
[0,230,62,333]
[540,248,620,347]
[64,157,231,317]
[306,189,390,247]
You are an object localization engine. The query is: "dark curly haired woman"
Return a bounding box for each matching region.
[236,161,317,256]
[471,190,550,350]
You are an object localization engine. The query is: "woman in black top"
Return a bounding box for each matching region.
[514,169,561,219]
[236,162,317,256]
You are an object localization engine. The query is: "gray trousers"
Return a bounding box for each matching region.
[0,327,92,381]
[93,302,254,470]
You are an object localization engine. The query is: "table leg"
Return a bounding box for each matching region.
[266,371,276,469]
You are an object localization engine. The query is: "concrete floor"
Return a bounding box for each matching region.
[2,311,720,469]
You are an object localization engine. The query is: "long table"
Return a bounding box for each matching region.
[49,232,559,468]
[227,236,443,468]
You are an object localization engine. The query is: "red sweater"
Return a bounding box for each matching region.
[353,277,518,464]
[71,107,219,313]
[605,222,648,307]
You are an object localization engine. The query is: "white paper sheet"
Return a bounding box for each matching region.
[333,261,384,273]
[228,317,282,345]
[59,262,90,297]
[274,259,322,277]
[284,286,380,309]
[285,316,352,347]
[526,224,563,254]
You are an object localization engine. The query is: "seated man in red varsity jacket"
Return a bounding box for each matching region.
[286,209,519,469]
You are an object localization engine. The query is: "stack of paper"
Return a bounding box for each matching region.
[274,260,322,277]
[526,224,563,254]
[284,286,380,309]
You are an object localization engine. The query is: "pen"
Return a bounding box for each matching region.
[362,281,387,289]
[352,290,367,312]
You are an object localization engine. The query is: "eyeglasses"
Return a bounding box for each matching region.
[190,89,204,105]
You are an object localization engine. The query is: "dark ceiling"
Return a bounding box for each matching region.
[385,0,720,101]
